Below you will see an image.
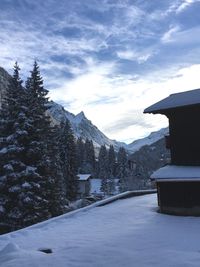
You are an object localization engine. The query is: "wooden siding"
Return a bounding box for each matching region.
[157,181,200,215]
[166,106,200,166]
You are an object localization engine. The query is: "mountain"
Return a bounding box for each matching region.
[47,100,171,188]
[0,66,168,155]
[127,128,168,153]
[46,101,128,151]
[0,67,13,108]
[128,131,170,189]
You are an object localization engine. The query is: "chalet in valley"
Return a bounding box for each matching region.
[77,174,92,198]
[144,89,200,215]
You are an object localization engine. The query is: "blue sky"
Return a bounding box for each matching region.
[1,0,200,143]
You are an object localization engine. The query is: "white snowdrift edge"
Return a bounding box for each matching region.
[1,189,156,236]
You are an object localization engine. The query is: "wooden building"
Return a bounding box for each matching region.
[77,174,92,198]
[144,89,200,215]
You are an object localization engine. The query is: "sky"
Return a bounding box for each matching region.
[1,0,200,143]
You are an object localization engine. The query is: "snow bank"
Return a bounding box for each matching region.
[0,242,47,267]
[1,194,200,267]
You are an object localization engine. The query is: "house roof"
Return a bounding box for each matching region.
[144,88,200,114]
[151,165,200,181]
[77,174,92,181]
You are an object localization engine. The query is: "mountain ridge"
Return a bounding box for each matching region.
[46,101,128,151]
[0,66,167,153]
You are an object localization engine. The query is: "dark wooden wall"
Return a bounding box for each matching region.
[157,181,200,208]
[166,106,200,165]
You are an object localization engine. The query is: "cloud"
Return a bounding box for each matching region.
[176,0,200,13]
[161,25,180,43]
[161,25,200,45]
[116,49,154,63]
[1,0,200,143]
[49,56,200,142]
[103,110,154,133]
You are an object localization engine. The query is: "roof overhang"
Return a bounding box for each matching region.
[151,165,200,181]
[144,88,200,114]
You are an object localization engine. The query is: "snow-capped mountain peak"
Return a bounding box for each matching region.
[46,101,128,151]
[127,128,168,153]
[74,111,86,124]
[0,66,167,154]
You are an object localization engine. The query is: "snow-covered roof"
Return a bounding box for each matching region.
[144,88,200,114]
[2,194,200,267]
[77,174,91,181]
[151,165,200,181]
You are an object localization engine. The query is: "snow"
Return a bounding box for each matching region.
[1,194,200,266]
[128,128,168,153]
[74,111,86,124]
[0,147,8,155]
[47,100,167,152]
[0,242,47,267]
[151,165,200,181]
[46,101,130,151]
[144,88,200,113]
[22,182,32,189]
[77,174,91,181]
[3,164,14,172]
[90,178,102,194]
[90,178,119,195]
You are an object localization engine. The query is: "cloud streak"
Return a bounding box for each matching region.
[0,0,200,142]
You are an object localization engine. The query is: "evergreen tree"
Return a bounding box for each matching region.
[0,62,78,233]
[108,145,116,177]
[48,125,69,217]
[76,137,85,173]
[0,62,30,233]
[107,145,116,195]
[117,147,129,193]
[84,138,95,174]
[59,120,78,201]
[98,145,109,195]
[20,61,55,226]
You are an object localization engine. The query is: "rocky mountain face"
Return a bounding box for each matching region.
[0,65,169,177]
[127,128,168,153]
[128,136,170,189]
[47,99,171,184]
[47,101,129,151]
[0,67,13,108]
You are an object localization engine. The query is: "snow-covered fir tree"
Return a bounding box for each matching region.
[117,147,129,193]
[107,145,116,195]
[59,120,78,201]
[0,61,64,234]
[76,137,85,173]
[99,145,109,195]
[84,138,95,174]
[108,145,116,177]
[47,125,69,217]
[0,62,33,233]
[76,137,95,175]
[18,61,57,226]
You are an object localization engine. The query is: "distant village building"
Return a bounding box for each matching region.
[144,89,200,215]
[77,174,92,198]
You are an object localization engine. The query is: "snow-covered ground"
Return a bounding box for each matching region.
[1,194,200,267]
[90,178,119,195]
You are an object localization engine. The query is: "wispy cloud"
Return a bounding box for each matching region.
[161,25,200,45]
[1,0,200,142]
[117,49,154,63]
[161,25,181,43]
[176,0,200,13]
